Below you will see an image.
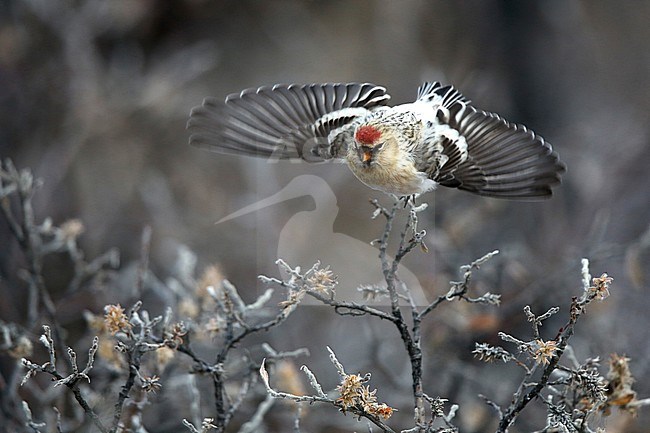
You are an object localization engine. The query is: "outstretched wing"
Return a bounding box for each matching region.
[434,104,565,199]
[421,82,564,200]
[188,83,390,162]
[416,81,470,109]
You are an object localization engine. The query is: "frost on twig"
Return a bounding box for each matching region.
[53,337,99,387]
[301,365,327,398]
[182,418,218,433]
[20,326,106,433]
[446,249,500,300]
[473,343,514,364]
[259,259,338,310]
[4,158,648,432]
[475,259,633,433]
[259,200,503,432]
[260,347,397,432]
[21,326,98,389]
[417,249,501,320]
[260,259,395,322]
[581,258,592,292]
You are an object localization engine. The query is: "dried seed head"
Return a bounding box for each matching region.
[165,322,188,349]
[103,304,131,335]
[589,273,613,300]
[532,339,558,366]
[141,374,162,394]
[336,373,364,408]
[335,373,395,419]
[306,266,338,294]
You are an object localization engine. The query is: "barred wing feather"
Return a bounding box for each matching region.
[188,83,390,161]
[436,104,565,199]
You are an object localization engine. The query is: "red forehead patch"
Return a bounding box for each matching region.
[355,125,381,145]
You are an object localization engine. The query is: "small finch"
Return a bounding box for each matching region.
[188,82,564,199]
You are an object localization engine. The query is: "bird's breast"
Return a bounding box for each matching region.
[347,158,437,196]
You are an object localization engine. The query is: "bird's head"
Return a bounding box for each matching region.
[350,124,398,168]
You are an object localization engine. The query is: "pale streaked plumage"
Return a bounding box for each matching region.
[188,82,565,199]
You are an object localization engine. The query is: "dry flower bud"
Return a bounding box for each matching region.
[103,304,131,335]
[306,266,338,295]
[532,339,558,366]
[368,402,394,420]
[141,374,162,394]
[279,289,306,309]
[165,322,187,349]
[589,273,613,300]
[335,373,394,419]
[336,373,364,408]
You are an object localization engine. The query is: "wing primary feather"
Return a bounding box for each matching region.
[435,99,564,199]
[188,82,389,161]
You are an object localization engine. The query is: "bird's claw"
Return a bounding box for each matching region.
[400,194,417,208]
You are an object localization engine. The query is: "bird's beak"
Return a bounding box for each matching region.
[362,150,373,163]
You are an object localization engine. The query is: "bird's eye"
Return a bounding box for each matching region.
[374,141,385,151]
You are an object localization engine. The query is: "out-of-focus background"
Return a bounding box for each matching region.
[1,1,649,432]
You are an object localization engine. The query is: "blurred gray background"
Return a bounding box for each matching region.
[1,1,650,432]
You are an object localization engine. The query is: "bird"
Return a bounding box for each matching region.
[188,81,565,200]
